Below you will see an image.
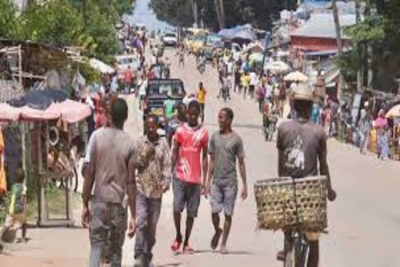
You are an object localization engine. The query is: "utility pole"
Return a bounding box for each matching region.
[332,0,345,100]
[355,0,363,92]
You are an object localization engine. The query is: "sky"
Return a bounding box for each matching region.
[124,0,171,31]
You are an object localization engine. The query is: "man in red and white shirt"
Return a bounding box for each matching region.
[170,100,209,254]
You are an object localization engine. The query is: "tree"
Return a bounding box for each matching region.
[214,0,225,29]
[150,0,296,30]
[0,0,22,39]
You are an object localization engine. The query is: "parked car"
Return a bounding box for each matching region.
[162,32,178,47]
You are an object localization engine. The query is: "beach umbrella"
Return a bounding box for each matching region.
[284,71,309,82]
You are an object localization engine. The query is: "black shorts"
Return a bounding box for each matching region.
[173,178,201,217]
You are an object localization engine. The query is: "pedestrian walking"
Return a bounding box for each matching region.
[167,102,187,147]
[134,115,171,267]
[81,98,137,267]
[358,109,372,154]
[125,66,133,94]
[170,100,209,254]
[179,49,185,67]
[276,84,336,267]
[196,82,207,123]
[205,108,248,254]
[0,167,27,251]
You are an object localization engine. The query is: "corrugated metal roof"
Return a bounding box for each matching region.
[291,13,356,39]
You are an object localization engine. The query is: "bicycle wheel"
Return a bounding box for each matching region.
[297,236,309,267]
[284,235,308,267]
[284,235,296,267]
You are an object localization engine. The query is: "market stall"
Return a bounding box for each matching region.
[1,89,91,227]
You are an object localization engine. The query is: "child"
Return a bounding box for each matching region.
[0,168,27,251]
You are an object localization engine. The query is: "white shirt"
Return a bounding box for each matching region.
[250,72,258,86]
[183,96,195,107]
[85,96,95,110]
[226,62,234,74]
[139,79,147,96]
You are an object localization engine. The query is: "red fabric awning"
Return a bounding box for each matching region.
[53,99,91,123]
[0,99,91,123]
[0,103,21,121]
[20,103,60,121]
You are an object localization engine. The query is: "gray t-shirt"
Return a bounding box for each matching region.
[277,121,326,178]
[208,131,245,184]
[89,128,136,204]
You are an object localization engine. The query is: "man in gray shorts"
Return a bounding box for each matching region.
[205,107,248,254]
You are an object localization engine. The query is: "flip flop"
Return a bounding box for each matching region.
[183,245,195,254]
[219,247,229,255]
[211,228,223,250]
[220,246,229,255]
[171,239,182,253]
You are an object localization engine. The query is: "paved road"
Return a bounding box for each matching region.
[2,48,400,267]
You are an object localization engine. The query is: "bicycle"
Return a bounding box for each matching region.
[282,177,328,267]
[254,176,328,267]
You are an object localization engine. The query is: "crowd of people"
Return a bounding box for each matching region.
[0,31,340,267]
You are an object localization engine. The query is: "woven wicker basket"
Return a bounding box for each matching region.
[254,176,328,232]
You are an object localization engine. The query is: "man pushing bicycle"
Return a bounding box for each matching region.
[276,83,337,267]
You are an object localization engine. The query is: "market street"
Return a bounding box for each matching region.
[1,50,400,267]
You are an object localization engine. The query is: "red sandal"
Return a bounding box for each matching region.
[171,239,182,252]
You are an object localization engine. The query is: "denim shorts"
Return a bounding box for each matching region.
[172,177,201,218]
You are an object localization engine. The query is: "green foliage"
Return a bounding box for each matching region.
[0,0,22,39]
[0,0,134,61]
[19,0,83,47]
[114,0,135,16]
[83,3,119,60]
[150,0,193,27]
[150,0,297,30]
[344,15,387,44]
[335,49,360,81]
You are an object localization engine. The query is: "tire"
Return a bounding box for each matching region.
[284,239,296,267]
[284,235,308,267]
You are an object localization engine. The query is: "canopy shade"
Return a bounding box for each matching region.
[284,71,309,82]
[386,104,400,118]
[89,58,115,74]
[265,61,291,72]
[0,95,91,123]
[231,29,257,41]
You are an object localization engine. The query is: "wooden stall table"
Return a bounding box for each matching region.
[37,170,74,227]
